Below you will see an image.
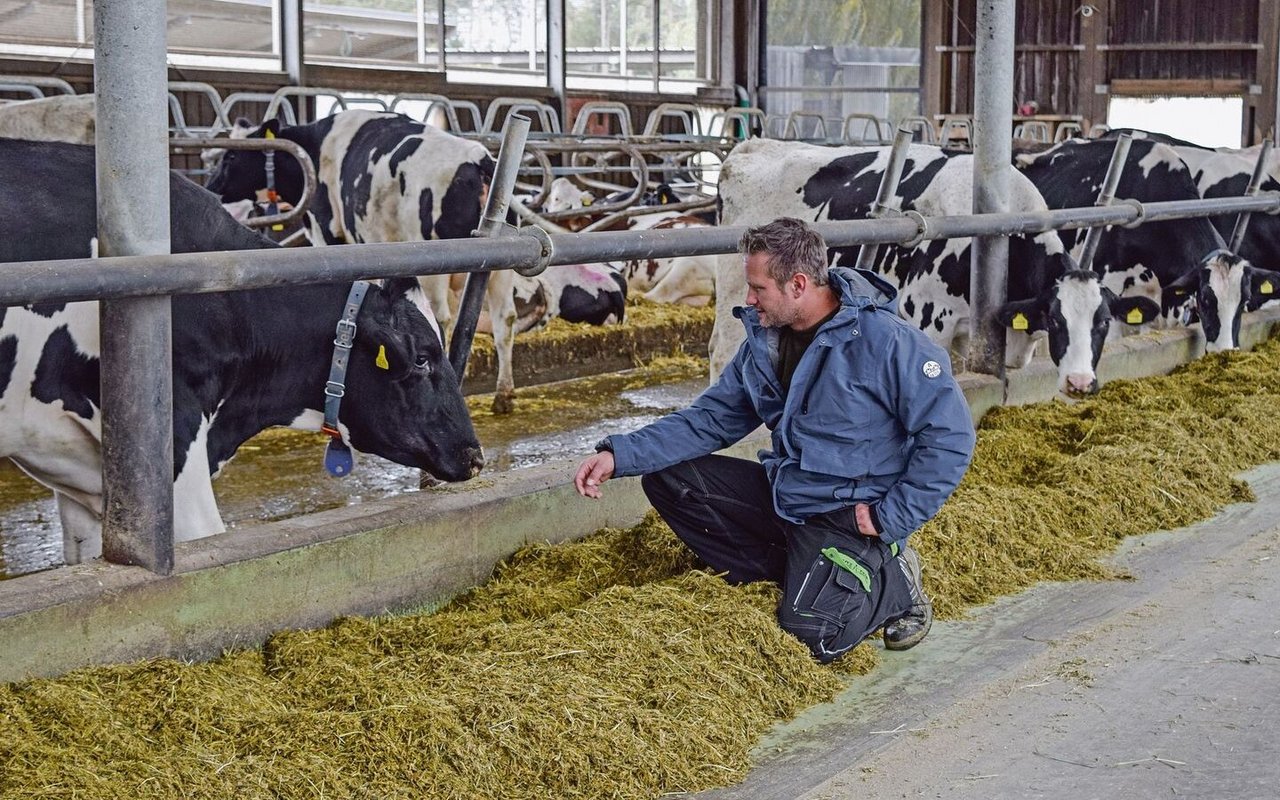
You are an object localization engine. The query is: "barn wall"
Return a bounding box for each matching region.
[925,0,1278,143]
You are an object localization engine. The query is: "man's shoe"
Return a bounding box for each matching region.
[884,543,932,651]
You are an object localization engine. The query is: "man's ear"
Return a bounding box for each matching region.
[791,273,806,296]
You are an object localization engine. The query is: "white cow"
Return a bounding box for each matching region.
[712,138,1159,397]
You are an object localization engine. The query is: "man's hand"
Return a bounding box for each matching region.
[854,502,879,537]
[574,451,615,499]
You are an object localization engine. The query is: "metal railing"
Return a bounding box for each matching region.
[5,184,1279,310]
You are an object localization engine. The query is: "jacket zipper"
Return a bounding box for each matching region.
[799,345,833,415]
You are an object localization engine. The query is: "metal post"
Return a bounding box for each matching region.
[548,0,566,125]
[1077,133,1131,272]
[438,0,447,72]
[652,0,661,93]
[854,125,914,272]
[1230,139,1274,252]
[280,0,304,89]
[968,0,1015,377]
[447,114,531,382]
[93,0,173,573]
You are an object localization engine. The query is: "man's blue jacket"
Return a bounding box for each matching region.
[604,267,977,545]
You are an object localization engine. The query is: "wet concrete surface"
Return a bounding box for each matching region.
[698,462,1280,800]
[0,367,707,579]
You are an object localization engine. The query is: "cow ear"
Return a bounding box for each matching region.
[1161,268,1201,315]
[380,277,422,303]
[1110,295,1160,326]
[1247,267,1280,310]
[259,118,281,139]
[996,298,1046,333]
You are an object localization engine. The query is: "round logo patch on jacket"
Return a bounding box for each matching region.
[922,360,942,378]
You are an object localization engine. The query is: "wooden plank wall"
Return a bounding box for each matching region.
[924,0,1278,144]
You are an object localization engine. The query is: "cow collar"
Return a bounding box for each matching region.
[322,280,373,477]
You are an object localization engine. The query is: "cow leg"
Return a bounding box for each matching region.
[172,423,226,542]
[486,269,518,414]
[644,257,715,306]
[57,491,102,564]
[709,252,746,383]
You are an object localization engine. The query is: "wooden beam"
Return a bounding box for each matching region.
[936,44,1085,53]
[1096,42,1262,51]
[1109,78,1252,96]
[1256,0,1280,144]
[921,0,947,119]
[1077,0,1110,132]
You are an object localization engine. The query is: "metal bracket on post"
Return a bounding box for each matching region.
[516,225,554,277]
[1077,133,1132,273]
[1116,197,1147,229]
[901,210,932,250]
[448,113,532,383]
[854,125,914,271]
[1230,139,1273,250]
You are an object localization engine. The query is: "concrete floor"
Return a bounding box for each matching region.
[699,462,1280,800]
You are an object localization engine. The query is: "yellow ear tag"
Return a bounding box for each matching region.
[1126,307,1144,324]
[1262,280,1274,295]
[375,345,390,370]
[1011,312,1029,331]
[581,195,593,206]
[264,127,275,140]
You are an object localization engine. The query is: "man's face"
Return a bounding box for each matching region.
[745,252,801,328]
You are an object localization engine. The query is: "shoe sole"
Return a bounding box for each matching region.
[883,614,932,651]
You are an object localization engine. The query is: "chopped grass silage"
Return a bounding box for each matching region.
[6,335,1280,798]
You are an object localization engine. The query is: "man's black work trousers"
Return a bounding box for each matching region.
[641,454,913,663]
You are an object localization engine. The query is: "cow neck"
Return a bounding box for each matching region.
[322,280,373,477]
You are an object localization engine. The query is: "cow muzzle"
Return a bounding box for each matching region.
[1062,373,1100,397]
[466,446,485,478]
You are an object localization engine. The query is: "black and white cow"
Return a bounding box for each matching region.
[1016,138,1278,352]
[537,177,716,307]
[0,139,483,564]
[619,214,717,307]
[711,138,1159,396]
[205,111,533,412]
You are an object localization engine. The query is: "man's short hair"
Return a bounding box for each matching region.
[738,217,830,287]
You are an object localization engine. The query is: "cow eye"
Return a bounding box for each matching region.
[414,354,431,373]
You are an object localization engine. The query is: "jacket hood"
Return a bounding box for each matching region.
[829,266,899,314]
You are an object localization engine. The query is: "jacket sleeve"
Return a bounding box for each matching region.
[606,343,764,478]
[869,330,976,543]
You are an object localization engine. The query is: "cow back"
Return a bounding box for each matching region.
[1016,138,1224,290]
[0,139,275,263]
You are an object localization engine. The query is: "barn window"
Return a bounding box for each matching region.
[565,0,714,93]
[761,0,921,139]
[1107,96,1245,149]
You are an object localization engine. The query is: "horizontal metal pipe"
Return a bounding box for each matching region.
[4,192,1279,307]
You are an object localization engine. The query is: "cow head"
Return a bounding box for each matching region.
[200,116,258,176]
[1161,249,1280,353]
[997,270,1160,397]
[340,277,484,481]
[204,118,305,207]
[543,177,595,214]
[642,183,680,206]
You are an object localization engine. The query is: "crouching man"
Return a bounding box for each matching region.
[574,217,976,662]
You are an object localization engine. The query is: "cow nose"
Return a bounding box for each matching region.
[467,447,485,477]
[1064,373,1098,396]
